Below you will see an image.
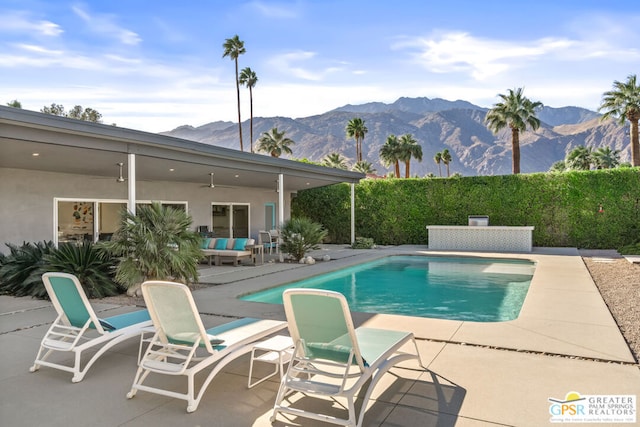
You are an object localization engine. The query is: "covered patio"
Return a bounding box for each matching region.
[0,106,364,250]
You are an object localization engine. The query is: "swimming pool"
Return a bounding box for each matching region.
[241,255,535,322]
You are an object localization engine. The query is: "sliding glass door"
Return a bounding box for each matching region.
[211,203,249,238]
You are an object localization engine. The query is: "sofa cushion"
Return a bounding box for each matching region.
[232,238,248,250]
[208,238,218,249]
[214,238,228,250]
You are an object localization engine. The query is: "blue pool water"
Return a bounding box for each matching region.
[241,256,535,322]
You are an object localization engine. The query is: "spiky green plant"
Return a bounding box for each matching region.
[0,241,55,297]
[101,203,201,292]
[44,242,120,298]
[280,217,328,262]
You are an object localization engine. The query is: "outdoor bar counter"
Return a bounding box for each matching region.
[426,225,534,252]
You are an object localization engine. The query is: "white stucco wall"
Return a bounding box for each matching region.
[0,167,290,254]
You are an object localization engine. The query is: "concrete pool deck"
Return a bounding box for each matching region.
[1,245,638,426]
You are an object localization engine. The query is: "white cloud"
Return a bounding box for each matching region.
[71,4,141,45]
[0,11,63,36]
[268,51,345,81]
[248,1,300,18]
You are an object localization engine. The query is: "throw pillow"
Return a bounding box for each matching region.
[232,238,248,250]
[201,238,212,249]
[214,238,228,249]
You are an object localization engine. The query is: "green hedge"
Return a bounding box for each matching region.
[292,168,640,249]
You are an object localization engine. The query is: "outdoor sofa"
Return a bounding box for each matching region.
[201,237,255,266]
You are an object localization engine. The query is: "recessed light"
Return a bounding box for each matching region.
[169,168,175,172]
[235,174,240,178]
[32,153,40,157]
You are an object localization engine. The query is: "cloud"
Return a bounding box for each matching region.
[0,10,63,36]
[268,51,345,81]
[247,1,300,18]
[71,4,141,45]
[394,32,578,81]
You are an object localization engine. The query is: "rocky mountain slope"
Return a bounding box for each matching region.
[161,97,629,176]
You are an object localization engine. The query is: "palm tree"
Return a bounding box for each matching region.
[485,87,543,174]
[239,67,258,153]
[345,118,368,162]
[6,99,21,108]
[434,152,443,177]
[592,147,620,169]
[322,153,349,169]
[256,127,295,157]
[102,202,201,294]
[441,149,452,177]
[379,134,401,177]
[566,146,593,170]
[222,35,246,152]
[599,74,640,167]
[549,160,567,173]
[352,161,376,174]
[398,134,423,178]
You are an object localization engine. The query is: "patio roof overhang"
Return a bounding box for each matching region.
[0,106,364,192]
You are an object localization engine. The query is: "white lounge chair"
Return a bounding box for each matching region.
[271,289,425,427]
[30,272,152,382]
[126,280,286,412]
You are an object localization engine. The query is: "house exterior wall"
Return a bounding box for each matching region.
[0,167,291,254]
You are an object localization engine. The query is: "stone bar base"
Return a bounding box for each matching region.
[426,225,534,252]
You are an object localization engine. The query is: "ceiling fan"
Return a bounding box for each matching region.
[202,172,233,189]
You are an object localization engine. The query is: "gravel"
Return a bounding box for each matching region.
[582,255,640,363]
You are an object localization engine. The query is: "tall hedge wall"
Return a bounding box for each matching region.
[292,168,640,249]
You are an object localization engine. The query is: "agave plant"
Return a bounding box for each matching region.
[279,217,328,262]
[101,202,201,294]
[44,242,120,298]
[0,241,55,298]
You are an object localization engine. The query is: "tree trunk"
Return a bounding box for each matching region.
[394,161,400,178]
[511,126,520,174]
[235,59,243,152]
[249,86,254,153]
[630,117,639,167]
[405,160,410,178]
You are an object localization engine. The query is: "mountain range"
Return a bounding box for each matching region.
[161,97,630,176]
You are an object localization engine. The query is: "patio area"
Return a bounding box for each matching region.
[1,245,638,426]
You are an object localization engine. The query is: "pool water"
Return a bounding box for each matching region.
[241,256,535,322]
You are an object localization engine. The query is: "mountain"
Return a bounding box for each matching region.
[161,97,630,176]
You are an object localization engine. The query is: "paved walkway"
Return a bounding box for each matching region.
[1,246,638,426]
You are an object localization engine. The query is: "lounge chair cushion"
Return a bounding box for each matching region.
[214,238,228,249]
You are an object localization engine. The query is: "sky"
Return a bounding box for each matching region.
[1,0,639,133]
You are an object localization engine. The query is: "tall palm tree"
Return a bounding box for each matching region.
[239,67,258,153]
[256,127,295,158]
[398,134,423,178]
[566,146,593,170]
[379,134,401,177]
[549,160,567,173]
[441,149,452,177]
[592,146,620,169]
[599,74,640,167]
[434,152,443,177]
[485,87,543,174]
[352,161,376,174]
[322,152,349,169]
[345,118,368,162]
[222,35,246,152]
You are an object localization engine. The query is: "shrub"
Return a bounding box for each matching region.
[280,217,328,261]
[45,242,121,298]
[101,202,201,293]
[0,241,119,299]
[351,237,375,249]
[0,241,55,298]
